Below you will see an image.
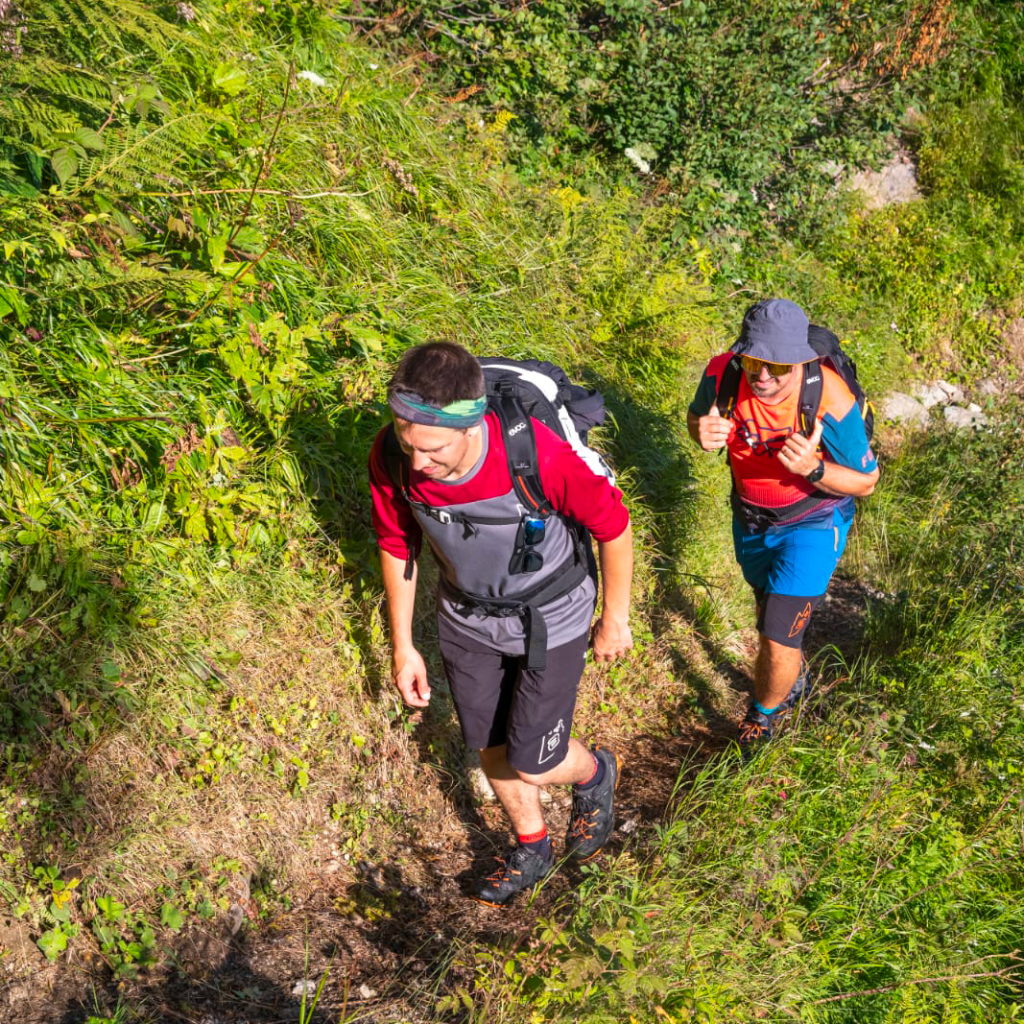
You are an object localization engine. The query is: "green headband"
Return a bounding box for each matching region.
[387,390,487,428]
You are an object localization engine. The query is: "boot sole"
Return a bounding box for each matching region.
[572,749,623,863]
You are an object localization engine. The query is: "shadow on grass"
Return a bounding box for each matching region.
[583,369,749,720]
[0,546,162,873]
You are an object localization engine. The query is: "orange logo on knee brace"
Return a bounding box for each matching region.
[788,602,812,638]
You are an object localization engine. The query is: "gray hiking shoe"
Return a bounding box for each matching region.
[565,746,621,861]
[736,706,775,759]
[474,843,554,907]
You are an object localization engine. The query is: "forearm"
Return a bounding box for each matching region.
[380,549,418,650]
[811,462,879,498]
[596,523,633,622]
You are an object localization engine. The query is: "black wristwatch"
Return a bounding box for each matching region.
[805,459,826,484]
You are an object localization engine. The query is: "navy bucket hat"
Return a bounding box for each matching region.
[733,298,819,365]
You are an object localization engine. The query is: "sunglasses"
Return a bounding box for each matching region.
[523,516,546,545]
[740,355,794,377]
[519,515,546,573]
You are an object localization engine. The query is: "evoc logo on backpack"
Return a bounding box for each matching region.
[507,421,528,437]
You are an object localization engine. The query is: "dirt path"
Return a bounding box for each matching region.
[7,579,873,1024]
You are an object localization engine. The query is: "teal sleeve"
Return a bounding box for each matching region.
[688,369,717,418]
[821,404,877,473]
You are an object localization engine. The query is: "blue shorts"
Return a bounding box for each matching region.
[732,498,855,598]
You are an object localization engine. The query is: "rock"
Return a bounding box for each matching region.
[620,818,638,835]
[977,377,1003,397]
[915,383,949,409]
[848,152,921,210]
[880,392,929,426]
[292,980,317,997]
[935,379,966,404]
[226,902,245,935]
[358,983,377,1000]
[943,405,988,429]
[467,766,497,804]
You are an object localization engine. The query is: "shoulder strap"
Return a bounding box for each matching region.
[797,359,823,437]
[715,355,743,418]
[488,384,553,516]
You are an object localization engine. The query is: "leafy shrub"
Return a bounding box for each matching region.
[371,0,972,236]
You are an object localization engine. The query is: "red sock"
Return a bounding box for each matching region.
[518,827,548,845]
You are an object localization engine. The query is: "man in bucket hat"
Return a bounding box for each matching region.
[686,299,879,754]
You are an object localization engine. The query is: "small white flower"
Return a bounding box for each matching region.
[890,322,899,331]
[624,147,650,175]
[368,63,379,70]
[297,70,326,87]
[918,741,935,750]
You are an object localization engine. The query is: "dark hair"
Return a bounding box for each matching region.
[388,342,484,406]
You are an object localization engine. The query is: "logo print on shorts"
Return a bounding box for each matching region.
[537,718,565,765]
[788,601,813,638]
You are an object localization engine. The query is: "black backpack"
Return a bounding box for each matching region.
[715,325,874,441]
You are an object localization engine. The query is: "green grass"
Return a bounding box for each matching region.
[0,1,1022,1020]
[488,402,1024,1022]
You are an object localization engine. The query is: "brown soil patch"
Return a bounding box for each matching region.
[7,580,878,1024]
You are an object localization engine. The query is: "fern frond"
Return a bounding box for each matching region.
[23,0,188,59]
[46,260,217,311]
[9,60,112,108]
[72,112,212,195]
[0,97,83,143]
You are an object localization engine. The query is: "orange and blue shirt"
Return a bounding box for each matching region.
[689,352,876,517]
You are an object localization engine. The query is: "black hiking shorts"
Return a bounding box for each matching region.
[437,616,590,774]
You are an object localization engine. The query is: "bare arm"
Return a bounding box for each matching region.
[778,420,879,498]
[591,523,634,662]
[380,549,431,707]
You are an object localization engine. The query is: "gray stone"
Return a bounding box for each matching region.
[935,379,966,404]
[880,392,929,426]
[467,766,497,804]
[848,153,921,211]
[915,383,949,409]
[977,377,1003,397]
[943,405,988,429]
[226,902,245,935]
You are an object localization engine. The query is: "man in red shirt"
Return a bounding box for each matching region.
[687,299,879,754]
[370,342,634,905]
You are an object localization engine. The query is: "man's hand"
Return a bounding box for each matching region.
[392,645,431,707]
[591,615,633,663]
[778,418,824,478]
[696,404,735,451]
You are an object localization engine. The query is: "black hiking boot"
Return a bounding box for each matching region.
[474,844,553,907]
[736,706,775,759]
[565,746,621,862]
[778,659,812,713]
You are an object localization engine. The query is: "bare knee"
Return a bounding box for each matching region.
[514,766,555,787]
